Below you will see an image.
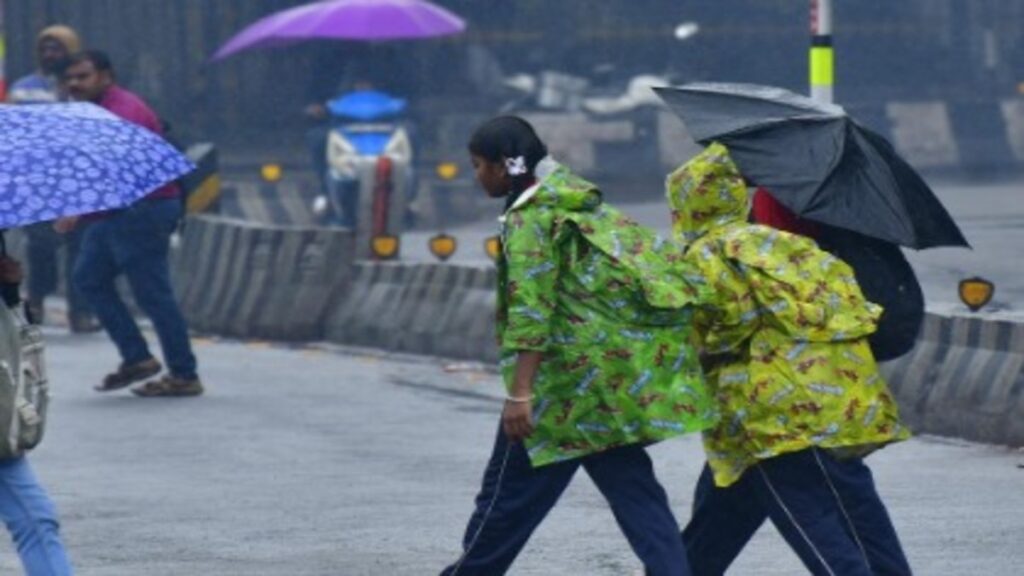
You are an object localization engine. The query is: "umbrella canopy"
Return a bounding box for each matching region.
[0,103,194,228]
[655,83,969,249]
[212,0,466,60]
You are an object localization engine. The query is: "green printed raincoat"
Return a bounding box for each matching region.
[497,163,717,467]
[667,143,910,487]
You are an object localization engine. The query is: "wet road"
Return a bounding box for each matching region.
[6,331,1022,575]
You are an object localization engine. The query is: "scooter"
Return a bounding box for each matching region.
[313,90,413,245]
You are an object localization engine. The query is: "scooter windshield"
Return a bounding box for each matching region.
[327,90,407,122]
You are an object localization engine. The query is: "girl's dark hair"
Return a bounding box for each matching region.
[468,116,548,181]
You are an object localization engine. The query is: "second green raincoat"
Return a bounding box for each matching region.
[668,143,910,487]
[498,163,717,467]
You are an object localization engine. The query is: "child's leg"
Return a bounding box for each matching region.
[813,451,913,576]
[681,464,768,576]
[752,449,874,576]
[583,445,692,576]
[440,425,579,576]
[0,457,73,576]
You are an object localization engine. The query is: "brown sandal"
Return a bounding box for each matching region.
[95,359,163,392]
[131,375,204,398]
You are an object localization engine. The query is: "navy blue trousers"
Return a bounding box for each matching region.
[441,426,691,576]
[74,199,198,379]
[682,449,912,576]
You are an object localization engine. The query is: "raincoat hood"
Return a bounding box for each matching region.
[37,25,82,60]
[667,142,750,242]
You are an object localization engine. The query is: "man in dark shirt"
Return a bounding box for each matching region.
[56,51,202,397]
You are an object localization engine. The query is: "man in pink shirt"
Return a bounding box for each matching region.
[56,51,202,397]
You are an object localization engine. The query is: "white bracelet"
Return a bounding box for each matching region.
[505,395,534,404]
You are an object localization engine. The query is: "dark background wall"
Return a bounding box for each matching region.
[3,0,1022,159]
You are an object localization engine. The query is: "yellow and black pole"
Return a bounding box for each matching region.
[809,0,834,104]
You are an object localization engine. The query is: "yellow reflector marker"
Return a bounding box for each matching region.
[186,174,222,214]
[959,277,994,312]
[437,162,459,181]
[429,233,458,261]
[484,236,502,261]
[260,163,283,183]
[371,235,400,260]
[810,46,834,86]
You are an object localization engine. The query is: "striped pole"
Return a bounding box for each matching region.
[810,0,834,103]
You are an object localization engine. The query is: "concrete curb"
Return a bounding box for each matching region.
[177,216,355,341]
[322,262,498,362]
[172,222,1024,449]
[881,312,1024,446]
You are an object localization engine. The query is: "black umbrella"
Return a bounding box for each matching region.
[655,83,969,249]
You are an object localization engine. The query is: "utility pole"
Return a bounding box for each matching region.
[810,0,834,103]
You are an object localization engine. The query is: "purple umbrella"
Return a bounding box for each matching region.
[212,0,466,60]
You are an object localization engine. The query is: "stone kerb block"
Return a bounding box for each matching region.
[196,220,256,334]
[883,313,1024,447]
[177,215,359,341]
[325,262,414,349]
[392,264,454,355]
[250,226,356,341]
[438,266,499,363]
[886,102,960,169]
[1001,99,1024,163]
[948,101,1016,172]
[322,262,499,362]
[177,216,240,333]
[323,263,375,344]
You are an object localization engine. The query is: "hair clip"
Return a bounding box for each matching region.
[505,156,528,177]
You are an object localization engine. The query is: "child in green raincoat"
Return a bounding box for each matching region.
[669,143,913,576]
[440,117,715,576]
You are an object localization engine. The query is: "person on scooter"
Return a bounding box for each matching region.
[313,80,415,230]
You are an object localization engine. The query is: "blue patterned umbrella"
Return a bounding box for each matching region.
[0,103,195,227]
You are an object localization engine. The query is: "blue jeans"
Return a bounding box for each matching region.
[73,199,198,379]
[0,458,73,576]
[682,450,912,576]
[441,426,691,576]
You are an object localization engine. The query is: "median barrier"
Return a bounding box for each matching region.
[323,262,413,349]
[949,101,1017,173]
[321,262,499,361]
[436,266,498,362]
[229,225,286,337]
[176,215,354,341]
[393,264,498,361]
[886,101,960,169]
[882,312,1024,447]
[171,216,1024,449]
[250,226,355,341]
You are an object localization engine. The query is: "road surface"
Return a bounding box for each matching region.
[5,331,1021,575]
